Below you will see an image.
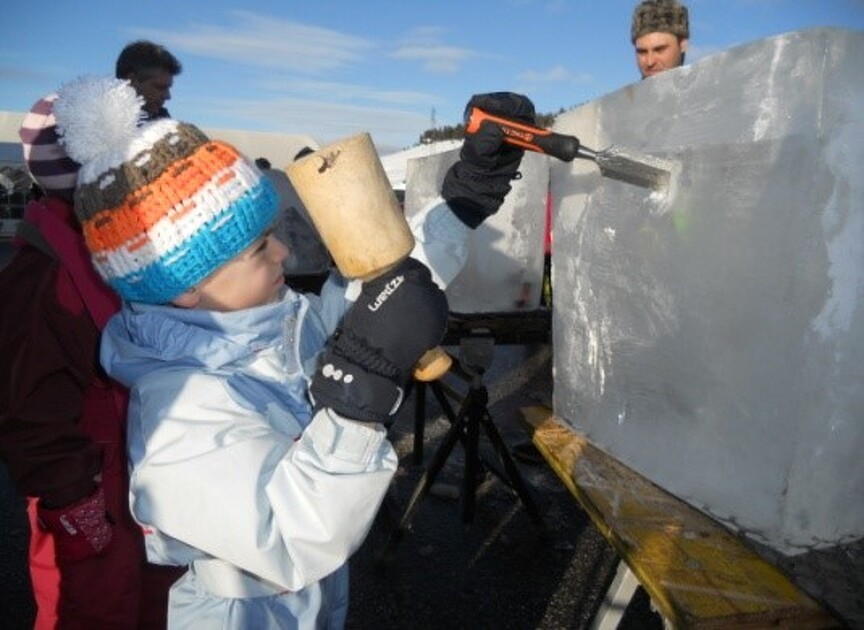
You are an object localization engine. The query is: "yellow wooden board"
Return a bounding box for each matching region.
[519,406,839,629]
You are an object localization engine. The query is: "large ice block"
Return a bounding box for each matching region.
[405,150,548,314]
[551,28,864,554]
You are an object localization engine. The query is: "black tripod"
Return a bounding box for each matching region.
[378,333,546,564]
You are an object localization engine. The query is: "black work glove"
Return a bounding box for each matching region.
[310,257,449,423]
[443,92,536,228]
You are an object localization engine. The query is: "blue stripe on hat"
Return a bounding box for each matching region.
[108,177,279,304]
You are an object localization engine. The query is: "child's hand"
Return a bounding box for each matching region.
[310,258,449,423]
[37,486,114,564]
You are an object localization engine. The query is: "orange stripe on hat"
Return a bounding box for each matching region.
[82,141,244,252]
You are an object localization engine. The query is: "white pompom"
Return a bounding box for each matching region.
[52,75,144,165]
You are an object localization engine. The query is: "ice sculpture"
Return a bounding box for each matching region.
[551,28,864,554]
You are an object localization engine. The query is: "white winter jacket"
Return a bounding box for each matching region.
[99,202,470,628]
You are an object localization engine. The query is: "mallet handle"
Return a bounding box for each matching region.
[413,347,452,382]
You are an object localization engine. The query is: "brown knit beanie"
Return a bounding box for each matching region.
[631,0,689,43]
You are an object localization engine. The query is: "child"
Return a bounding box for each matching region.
[0,91,180,628]
[52,76,534,627]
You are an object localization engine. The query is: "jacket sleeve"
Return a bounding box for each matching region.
[0,250,102,506]
[127,370,396,591]
[408,199,471,289]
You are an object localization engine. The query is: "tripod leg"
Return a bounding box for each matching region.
[429,380,459,424]
[433,379,518,525]
[413,381,426,465]
[377,403,469,564]
[430,382,479,471]
[462,385,483,524]
[479,408,546,529]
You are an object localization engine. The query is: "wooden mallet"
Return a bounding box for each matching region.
[286,132,451,382]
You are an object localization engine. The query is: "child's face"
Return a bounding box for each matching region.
[180,229,288,311]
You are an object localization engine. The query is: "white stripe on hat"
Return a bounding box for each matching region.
[91,155,264,281]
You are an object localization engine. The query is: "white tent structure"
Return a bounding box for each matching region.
[0,109,317,173]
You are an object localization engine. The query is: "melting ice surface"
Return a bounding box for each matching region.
[550,28,864,554]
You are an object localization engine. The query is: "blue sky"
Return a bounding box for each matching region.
[2,1,863,154]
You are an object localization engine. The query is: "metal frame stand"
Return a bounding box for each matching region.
[590,561,642,630]
[378,334,546,564]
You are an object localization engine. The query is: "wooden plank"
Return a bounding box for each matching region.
[519,406,839,629]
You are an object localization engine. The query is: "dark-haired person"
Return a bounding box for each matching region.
[0,90,182,630]
[116,40,182,120]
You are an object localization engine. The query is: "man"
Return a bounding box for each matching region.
[631,0,689,78]
[115,40,182,120]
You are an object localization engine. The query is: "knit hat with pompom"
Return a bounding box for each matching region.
[52,76,278,304]
[18,94,80,201]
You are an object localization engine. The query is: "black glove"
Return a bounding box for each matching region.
[443,92,536,228]
[310,257,449,423]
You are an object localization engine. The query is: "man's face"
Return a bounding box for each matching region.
[634,32,688,78]
[129,69,174,116]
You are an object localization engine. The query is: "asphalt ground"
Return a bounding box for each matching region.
[0,464,35,629]
[344,342,663,629]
